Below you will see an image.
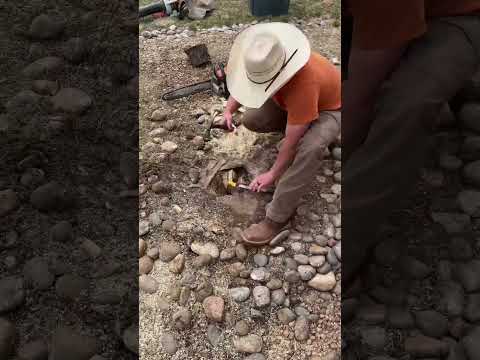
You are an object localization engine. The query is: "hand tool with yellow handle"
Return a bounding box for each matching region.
[227,180,250,191]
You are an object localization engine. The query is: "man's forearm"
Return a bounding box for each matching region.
[225,95,241,114]
[270,141,297,179]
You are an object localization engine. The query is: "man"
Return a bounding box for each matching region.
[222,22,341,246]
[342,1,480,288]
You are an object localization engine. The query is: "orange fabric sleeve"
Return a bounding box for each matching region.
[350,0,427,50]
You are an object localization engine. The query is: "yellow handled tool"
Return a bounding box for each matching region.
[227,180,250,190]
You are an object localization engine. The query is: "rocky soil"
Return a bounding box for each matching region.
[139,18,341,360]
[1,1,138,359]
[342,71,480,360]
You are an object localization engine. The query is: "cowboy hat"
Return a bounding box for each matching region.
[226,22,311,109]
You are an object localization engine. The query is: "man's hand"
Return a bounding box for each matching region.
[223,95,241,132]
[223,110,234,131]
[250,171,276,192]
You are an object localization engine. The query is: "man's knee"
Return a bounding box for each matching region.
[241,110,261,132]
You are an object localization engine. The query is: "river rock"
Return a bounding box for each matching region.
[160,333,177,354]
[253,286,270,307]
[0,318,15,358]
[29,14,65,39]
[23,257,54,290]
[233,335,263,353]
[404,335,449,358]
[230,287,251,302]
[139,275,158,294]
[55,275,89,301]
[456,260,480,292]
[30,181,70,211]
[298,265,316,281]
[191,242,219,259]
[308,272,336,291]
[173,308,192,330]
[139,256,154,274]
[49,327,100,360]
[464,294,480,322]
[159,242,181,262]
[294,317,310,341]
[23,57,63,78]
[123,324,139,354]
[203,296,224,322]
[63,37,88,64]
[414,310,448,338]
[51,88,92,114]
[0,277,25,313]
[169,254,185,274]
[17,339,48,360]
[0,190,18,217]
[462,326,480,360]
[50,221,73,243]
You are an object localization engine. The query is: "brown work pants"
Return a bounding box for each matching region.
[242,99,341,223]
[342,16,480,284]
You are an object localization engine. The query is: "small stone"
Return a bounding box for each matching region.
[236,244,248,261]
[191,242,219,259]
[398,256,431,279]
[123,324,139,354]
[169,254,185,274]
[220,248,236,261]
[439,154,462,171]
[203,296,225,322]
[431,212,471,234]
[195,281,214,302]
[462,326,480,359]
[278,308,296,324]
[294,254,310,265]
[271,289,286,305]
[438,282,464,317]
[55,274,89,301]
[459,103,480,133]
[266,279,283,290]
[179,287,191,305]
[464,294,480,322]
[173,307,192,330]
[0,190,18,217]
[270,247,285,255]
[284,257,298,270]
[253,286,270,307]
[387,307,415,329]
[63,37,88,64]
[456,260,480,292]
[80,238,102,259]
[404,335,449,358]
[309,255,326,268]
[23,57,64,78]
[458,190,480,216]
[253,254,268,267]
[147,247,159,260]
[235,320,250,336]
[298,265,316,281]
[0,318,15,358]
[23,257,54,290]
[159,242,181,262]
[139,256,154,275]
[309,245,328,255]
[230,287,251,302]
[139,221,149,236]
[361,327,386,352]
[414,310,448,338]
[151,109,168,122]
[160,333,177,354]
[29,14,64,39]
[161,141,178,153]
[192,254,213,268]
[50,221,73,243]
[269,229,290,246]
[50,327,100,360]
[449,236,473,261]
[51,88,92,114]
[17,339,48,360]
[284,270,300,283]
[207,324,222,345]
[357,305,386,324]
[250,268,270,282]
[244,354,266,360]
[233,335,263,353]
[294,317,310,341]
[139,275,158,294]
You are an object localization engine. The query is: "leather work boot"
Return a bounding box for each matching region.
[241,217,288,247]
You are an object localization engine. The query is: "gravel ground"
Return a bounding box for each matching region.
[342,73,480,359]
[139,18,341,360]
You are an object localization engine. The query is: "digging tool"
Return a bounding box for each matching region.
[161,63,229,101]
[227,180,250,191]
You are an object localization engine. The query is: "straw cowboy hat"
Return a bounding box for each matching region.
[226,22,311,109]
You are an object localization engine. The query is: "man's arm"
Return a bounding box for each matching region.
[223,95,241,130]
[250,123,310,192]
[342,45,407,161]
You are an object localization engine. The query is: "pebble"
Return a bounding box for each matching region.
[271,289,286,305]
[0,190,17,218]
[4,256,17,270]
[284,270,301,283]
[123,324,139,354]
[387,307,414,329]
[326,248,339,266]
[160,333,177,354]
[173,308,192,330]
[235,244,248,261]
[439,154,462,171]
[266,279,283,290]
[294,317,310,341]
[253,286,271,307]
[277,307,296,324]
[0,318,15,358]
[431,212,471,234]
[308,272,337,291]
[151,109,168,121]
[161,141,178,153]
[147,247,159,260]
[23,56,63,78]
[360,327,386,352]
[297,265,316,281]
[191,241,219,259]
[51,88,92,114]
[294,254,310,265]
[139,221,149,236]
[375,239,402,266]
[464,294,480,322]
[250,268,270,282]
[456,260,480,292]
[357,305,386,324]
[253,254,268,267]
[270,247,285,255]
[80,238,102,259]
[404,335,449,357]
[195,281,214,303]
[398,256,431,279]
[309,245,328,255]
[220,247,236,261]
[457,190,480,216]
[315,235,329,246]
[192,254,213,268]
[414,310,448,338]
[17,339,48,360]
[438,282,464,316]
[23,257,54,290]
[169,254,185,274]
[159,242,181,262]
[49,327,100,359]
[269,229,290,246]
[235,320,250,336]
[233,335,263,353]
[459,103,480,132]
[139,275,158,294]
[245,354,266,360]
[29,14,64,39]
[230,287,251,302]
[284,257,298,270]
[462,326,480,359]
[309,255,326,268]
[207,324,222,345]
[203,296,225,322]
[139,256,154,275]
[290,242,304,253]
[51,221,73,243]
[55,274,89,301]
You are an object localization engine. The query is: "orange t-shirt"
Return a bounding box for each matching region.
[272,52,341,125]
[346,0,480,49]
